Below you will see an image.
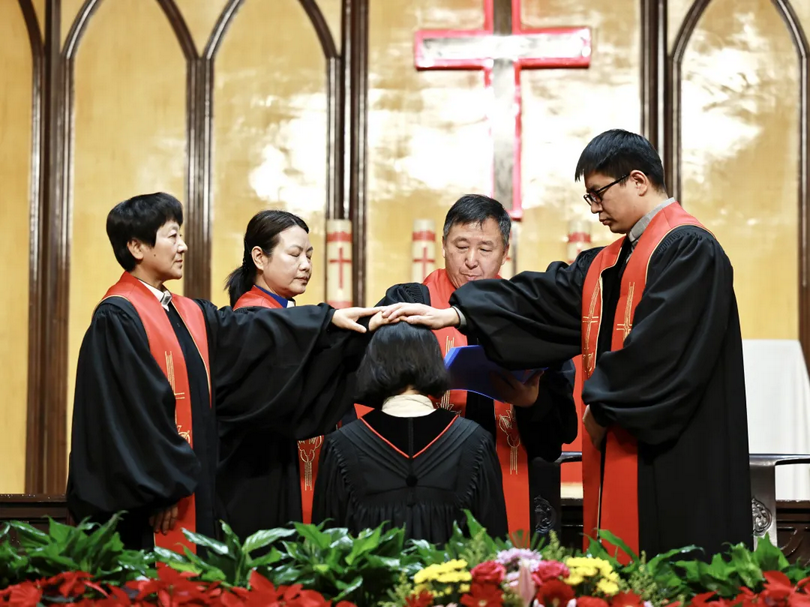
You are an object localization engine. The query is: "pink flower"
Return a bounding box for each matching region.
[534,560,570,583]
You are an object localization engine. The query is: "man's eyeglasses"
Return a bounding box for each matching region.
[583,174,629,206]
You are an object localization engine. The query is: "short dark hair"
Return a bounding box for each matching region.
[356,323,450,408]
[443,194,511,248]
[106,192,183,272]
[574,129,667,192]
[226,210,310,306]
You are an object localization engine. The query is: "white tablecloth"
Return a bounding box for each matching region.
[744,340,810,500]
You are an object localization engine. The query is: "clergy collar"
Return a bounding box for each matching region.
[381,394,436,417]
[137,278,172,310]
[255,284,295,308]
[627,197,676,249]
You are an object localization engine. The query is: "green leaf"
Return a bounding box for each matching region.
[244,528,296,555]
[294,522,332,550]
[598,529,640,563]
[249,548,283,569]
[345,527,381,566]
[754,533,790,572]
[7,521,49,546]
[334,575,364,600]
[182,529,230,556]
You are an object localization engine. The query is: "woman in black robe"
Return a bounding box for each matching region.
[312,322,508,543]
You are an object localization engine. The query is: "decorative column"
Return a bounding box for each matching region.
[500,224,519,279]
[411,219,436,282]
[326,219,352,308]
[567,219,592,263]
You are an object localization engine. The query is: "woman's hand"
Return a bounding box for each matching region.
[331,307,383,333]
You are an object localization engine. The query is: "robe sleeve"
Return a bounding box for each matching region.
[514,359,578,462]
[449,250,601,369]
[67,301,199,521]
[468,430,509,538]
[200,301,369,439]
[311,434,350,527]
[583,227,737,446]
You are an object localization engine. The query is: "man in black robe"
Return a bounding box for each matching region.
[384,130,752,559]
[379,195,577,539]
[67,193,378,551]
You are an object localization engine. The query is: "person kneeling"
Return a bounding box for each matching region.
[312,322,507,544]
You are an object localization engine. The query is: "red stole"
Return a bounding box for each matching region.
[580,203,705,560]
[424,269,531,540]
[103,272,211,555]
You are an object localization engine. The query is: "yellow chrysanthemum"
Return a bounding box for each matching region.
[597,579,620,596]
[565,574,585,586]
[459,584,471,594]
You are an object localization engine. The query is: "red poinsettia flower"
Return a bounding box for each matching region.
[610,591,643,607]
[472,561,507,585]
[461,582,505,607]
[536,579,575,607]
[577,596,610,607]
[690,592,721,607]
[295,589,333,607]
[0,581,43,607]
[764,571,796,603]
[406,590,436,607]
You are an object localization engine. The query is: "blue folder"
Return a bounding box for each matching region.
[444,345,543,402]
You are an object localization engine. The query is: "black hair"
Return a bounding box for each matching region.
[106,192,184,272]
[355,323,450,408]
[574,129,667,192]
[226,210,310,306]
[442,194,511,248]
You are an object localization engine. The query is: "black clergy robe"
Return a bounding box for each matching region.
[312,408,508,543]
[449,225,752,557]
[379,281,578,536]
[68,294,363,550]
[216,304,368,541]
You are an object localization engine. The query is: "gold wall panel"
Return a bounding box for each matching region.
[210,0,329,308]
[366,0,490,304]
[0,0,32,493]
[318,0,342,54]
[668,0,695,51]
[174,0,228,53]
[62,0,88,46]
[519,0,641,272]
[681,0,799,339]
[33,0,45,36]
[67,0,187,452]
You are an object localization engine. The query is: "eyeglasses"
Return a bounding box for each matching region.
[583,174,629,206]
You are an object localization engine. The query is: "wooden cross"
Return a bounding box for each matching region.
[328,248,350,290]
[413,245,435,278]
[415,0,591,219]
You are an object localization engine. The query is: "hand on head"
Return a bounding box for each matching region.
[381,303,460,330]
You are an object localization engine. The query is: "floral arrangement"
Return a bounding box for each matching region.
[3,512,810,607]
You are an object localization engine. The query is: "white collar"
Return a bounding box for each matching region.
[138,278,172,311]
[381,394,435,417]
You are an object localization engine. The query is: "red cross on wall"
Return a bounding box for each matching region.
[415,0,591,219]
[328,246,351,290]
[413,245,435,278]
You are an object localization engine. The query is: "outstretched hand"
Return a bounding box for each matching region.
[331,307,383,333]
[381,302,460,330]
[583,405,607,449]
[490,370,544,408]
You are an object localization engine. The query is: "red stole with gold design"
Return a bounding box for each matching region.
[424,269,531,539]
[103,272,211,555]
[233,286,323,525]
[580,203,704,560]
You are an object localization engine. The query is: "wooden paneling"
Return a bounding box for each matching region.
[680,0,799,339]
[209,0,330,308]
[0,0,33,493]
[66,0,188,453]
[366,0,490,304]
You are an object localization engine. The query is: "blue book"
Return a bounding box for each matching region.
[444,345,543,402]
